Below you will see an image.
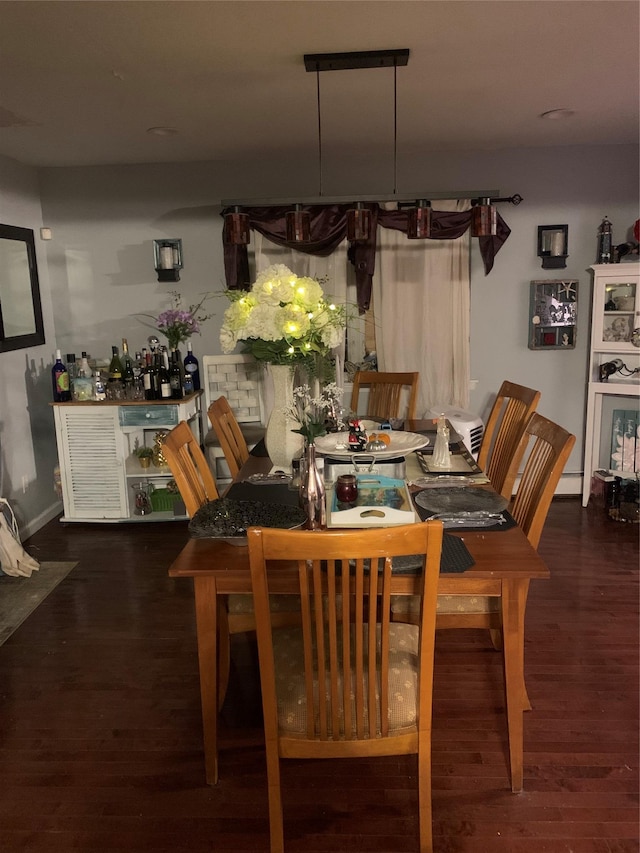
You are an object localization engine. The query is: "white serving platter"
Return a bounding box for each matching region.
[315,430,429,460]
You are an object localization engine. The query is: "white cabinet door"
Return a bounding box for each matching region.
[55,406,127,519]
[590,265,640,354]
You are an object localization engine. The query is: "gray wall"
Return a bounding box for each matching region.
[1,143,638,533]
[0,155,59,536]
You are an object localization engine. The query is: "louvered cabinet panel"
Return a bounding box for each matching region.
[54,407,127,519]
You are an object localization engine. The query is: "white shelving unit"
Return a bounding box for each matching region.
[582,263,640,507]
[52,392,202,522]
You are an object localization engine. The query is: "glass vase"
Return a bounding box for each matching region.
[300,442,326,530]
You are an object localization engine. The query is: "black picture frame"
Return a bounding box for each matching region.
[529,279,578,350]
[0,223,46,352]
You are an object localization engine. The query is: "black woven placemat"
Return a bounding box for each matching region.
[390,534,475,575]
[412,491,517,532]
[226,481,299,507]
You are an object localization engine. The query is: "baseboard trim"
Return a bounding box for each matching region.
[20,502,62,541]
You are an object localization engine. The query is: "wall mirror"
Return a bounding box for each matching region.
[0,223,45,352]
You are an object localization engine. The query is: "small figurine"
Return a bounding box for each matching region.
[348,418,368,452]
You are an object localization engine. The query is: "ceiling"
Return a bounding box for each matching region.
[0,0,638,169]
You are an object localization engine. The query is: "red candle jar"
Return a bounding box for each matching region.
[336,474,358,504]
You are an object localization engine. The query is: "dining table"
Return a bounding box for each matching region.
[168,420,550,791]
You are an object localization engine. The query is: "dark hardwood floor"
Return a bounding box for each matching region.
[0,499,637,852]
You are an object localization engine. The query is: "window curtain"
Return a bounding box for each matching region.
[372,200,471,415]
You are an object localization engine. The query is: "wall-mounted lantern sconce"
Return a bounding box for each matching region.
[153,238,183,282]
[537,225,568,269]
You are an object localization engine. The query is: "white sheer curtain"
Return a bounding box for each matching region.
[372,199,471,416]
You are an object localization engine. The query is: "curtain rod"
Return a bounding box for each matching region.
[221,191,501,208]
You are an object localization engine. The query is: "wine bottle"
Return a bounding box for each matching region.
[108,345,123,381]
[169,350,184,399]
[52,349,71,402]
[158,353,171,399]
[121,339,135,387]
[143,352,155,400]
[184,341,200,391]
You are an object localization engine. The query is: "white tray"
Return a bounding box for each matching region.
[326,476,419,528]
[315,430,429,460]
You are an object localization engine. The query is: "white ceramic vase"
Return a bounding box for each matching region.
[264,363,304,472]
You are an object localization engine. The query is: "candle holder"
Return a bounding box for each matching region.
[537,225,568,269]
[153,238,183,282]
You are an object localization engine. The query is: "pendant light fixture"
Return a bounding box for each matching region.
[223,206,251,245]
[407,199,432,239]
[471,197,497,237]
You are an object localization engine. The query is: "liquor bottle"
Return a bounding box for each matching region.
[169,350,184,399]
[597,216,613,264]
[183,341,200,391]
[80,351,92,378]
[51,349,71,402]
[158,353,171,399]
[108,345,123,381]
[73,354,94,401]
[121,339,135,388]
[93,370,107,401]
[133,351,143,380]
[65,353,77,393]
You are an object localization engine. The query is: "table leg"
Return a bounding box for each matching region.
[193,575,219,785]
[501,578,531,793]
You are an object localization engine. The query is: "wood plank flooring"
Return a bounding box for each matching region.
[0,498,637,852]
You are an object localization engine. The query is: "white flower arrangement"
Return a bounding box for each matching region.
[220,264,346,367]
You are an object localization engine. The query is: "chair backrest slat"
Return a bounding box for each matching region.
[506,412,576,549]
[350,371,419,420]
[477,380,541,499]
[208,396,250,478]
[163,421,218,516]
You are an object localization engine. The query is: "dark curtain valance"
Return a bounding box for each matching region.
[221,203,511,311]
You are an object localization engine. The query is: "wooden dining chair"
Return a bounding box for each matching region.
[162,421,219,516]
[394,411,575,652]
[476,380,541,500]
[350,371,419,420]
[207,396,250,481]
[163,422,300,709]
[246,522,443,853]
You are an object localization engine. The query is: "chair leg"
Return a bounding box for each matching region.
[417,742,434,852]
[489,627,503,650]
[265,749,285,853]
[217,599,231,711]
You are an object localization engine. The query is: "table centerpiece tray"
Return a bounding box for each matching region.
[326,474,419,528]
[315,430,429,460]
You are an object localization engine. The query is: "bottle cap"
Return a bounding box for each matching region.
[55,349,62,359]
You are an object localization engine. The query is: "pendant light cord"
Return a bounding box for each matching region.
[316,65,323,197]
[393,59,397,197]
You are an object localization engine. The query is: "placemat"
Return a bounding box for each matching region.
[412,494,517,531]
[391,534,475,575]
[226,481,300,507]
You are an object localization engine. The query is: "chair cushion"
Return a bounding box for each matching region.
[390,594,500,616]
[204,424,265,449]
[272,622,420,737]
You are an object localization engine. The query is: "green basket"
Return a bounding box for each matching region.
[150,488,182,513]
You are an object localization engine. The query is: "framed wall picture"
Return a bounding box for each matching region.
[529,279,578,350]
